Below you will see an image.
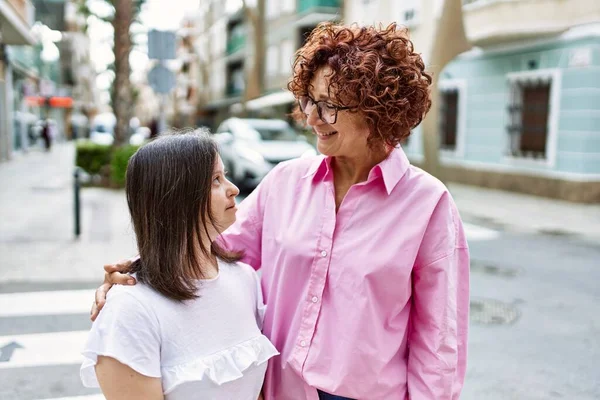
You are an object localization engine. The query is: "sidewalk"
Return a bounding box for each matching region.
[1,143,598,284]
[0,143,137,283]
[449,183,600,242]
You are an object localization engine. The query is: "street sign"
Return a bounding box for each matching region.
[148,30,177,60]
[148,63,176,94]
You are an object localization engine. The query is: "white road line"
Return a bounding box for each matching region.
[37,395,105,400]
[0,289,96,318]
[0,330,88,369]
[463,223,500,241]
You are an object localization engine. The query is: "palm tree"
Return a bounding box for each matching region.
[241,0,264,105]
[75,0,145,146]
[111,0,135,146]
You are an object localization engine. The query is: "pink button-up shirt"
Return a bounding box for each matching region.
[221,147,469,400]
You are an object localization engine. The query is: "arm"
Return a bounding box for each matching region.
[96,356,163,400]
[407,192,470,400]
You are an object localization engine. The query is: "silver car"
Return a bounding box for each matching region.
[213,118,317,189]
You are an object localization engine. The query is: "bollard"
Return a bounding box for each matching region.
[74,167,81,238]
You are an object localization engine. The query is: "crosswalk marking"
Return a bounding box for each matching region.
[463,222,500,241]
[0,221,499,399]
[0,289,96,318]
[0,330,88,369]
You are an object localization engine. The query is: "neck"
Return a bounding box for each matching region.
[187,235,219,280]
[332,144,390,185]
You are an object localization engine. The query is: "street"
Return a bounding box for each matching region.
[1,144,599,400]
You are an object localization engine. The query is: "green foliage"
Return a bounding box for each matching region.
[75,141,112,175]
[110,145,140,187]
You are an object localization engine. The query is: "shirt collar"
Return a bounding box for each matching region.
[302,147,410,195]
[374,146,410,195]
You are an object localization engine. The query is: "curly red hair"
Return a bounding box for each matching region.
[288,22,432,147]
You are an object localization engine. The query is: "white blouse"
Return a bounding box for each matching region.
[80,260,278,400]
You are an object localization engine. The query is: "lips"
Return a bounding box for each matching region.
[314,130,338,137]
[226,204,237,210]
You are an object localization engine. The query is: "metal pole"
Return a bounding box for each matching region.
[158,93,167,134]
[74,167,81,238]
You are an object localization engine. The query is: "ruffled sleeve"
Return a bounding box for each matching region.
[80,289,161,387]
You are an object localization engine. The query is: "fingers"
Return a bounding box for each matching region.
[103,258,133,274]
[106,271,136,285]
[91,283,109,321]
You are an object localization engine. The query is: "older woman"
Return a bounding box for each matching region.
[93,22,469,400]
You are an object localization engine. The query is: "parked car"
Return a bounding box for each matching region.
[213,118,317,189]
[89,113,116,145]
[89,113,150,146]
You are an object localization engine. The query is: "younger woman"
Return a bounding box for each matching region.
[80,130,278,399]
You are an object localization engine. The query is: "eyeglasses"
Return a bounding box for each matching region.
[297,95,354,124]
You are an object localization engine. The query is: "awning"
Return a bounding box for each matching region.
[0,1,36,46]
[246,90,295,110]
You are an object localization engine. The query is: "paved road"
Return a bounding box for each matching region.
[1,144,598,399]
[1,223,599,400]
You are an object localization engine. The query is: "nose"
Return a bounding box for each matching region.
[227,179,240,198]
[305,103,324,127]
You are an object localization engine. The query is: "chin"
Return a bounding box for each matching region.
[316,143,334,156]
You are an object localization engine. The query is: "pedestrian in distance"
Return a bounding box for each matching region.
[91,22,470,399]
[81,129,278,400]
[41,119,52,151]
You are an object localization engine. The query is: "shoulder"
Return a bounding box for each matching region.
[403,165,449,200]
[221,260,259,283]
[103,282,161,322]
[265,155,323,183]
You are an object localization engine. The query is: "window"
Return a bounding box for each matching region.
[266,0,279,19]
[438,79,466,155]
[439,90,459,150]
[227,62,245,95]
[267,45,279,77]
[280,40,295,75]
[507,82,551,159]
[505,68,560,164]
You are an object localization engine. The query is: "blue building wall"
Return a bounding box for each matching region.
[405,33,600,179]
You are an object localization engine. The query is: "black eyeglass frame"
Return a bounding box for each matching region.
[297,94,356,124]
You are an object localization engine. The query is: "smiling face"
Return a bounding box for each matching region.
[304,67,371,159]
[208,155,239,236]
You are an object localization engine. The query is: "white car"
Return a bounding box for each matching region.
[213,118,317,189]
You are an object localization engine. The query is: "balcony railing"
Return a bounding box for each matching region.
[462,0,596,46]
[298,0,341,14]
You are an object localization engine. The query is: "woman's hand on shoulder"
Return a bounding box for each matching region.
[90,259,137,321]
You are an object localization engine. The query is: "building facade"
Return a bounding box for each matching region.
[0,0,36,161]
[184,0,600,202]
[345,0,600,202]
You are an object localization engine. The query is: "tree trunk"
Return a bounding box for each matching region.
[111,0,134,147]
[421,0,471,180]
[241,0,264,104]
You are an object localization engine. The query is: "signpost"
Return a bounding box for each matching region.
[147,30,177,133]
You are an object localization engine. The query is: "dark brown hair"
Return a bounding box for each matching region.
[126,129,241,301]
[288,22,432,147]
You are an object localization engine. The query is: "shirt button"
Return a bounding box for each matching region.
[300,340,307,347]
[320,250,327,257]
[311,296,318,303]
